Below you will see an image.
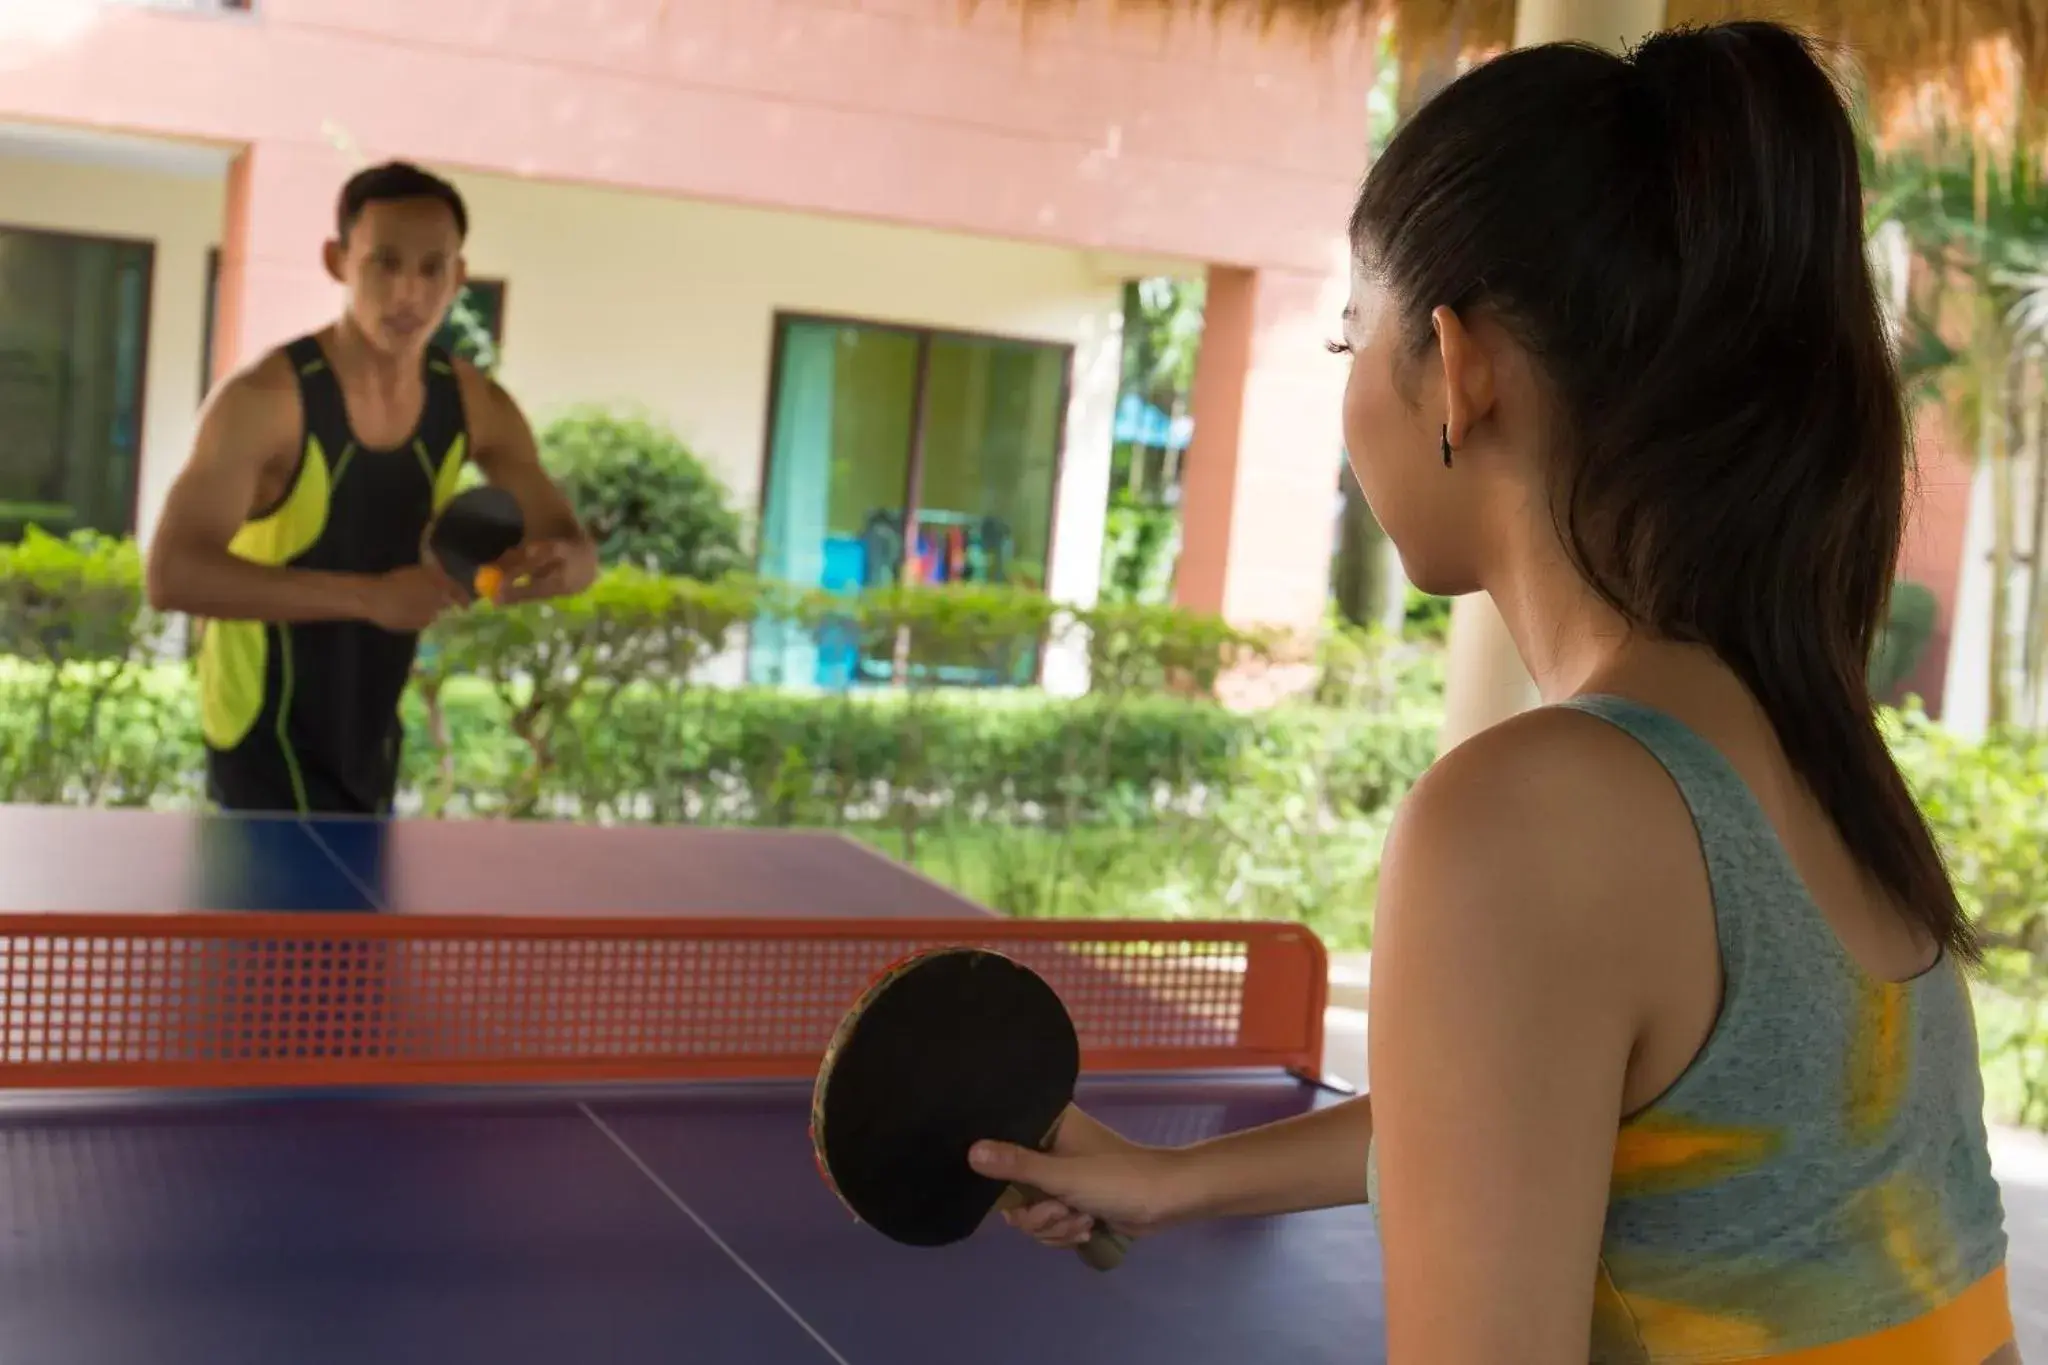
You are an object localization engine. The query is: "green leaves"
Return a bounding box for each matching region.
[3,529,2045,1066]
[540,406,749,581]
[1889,703,2048,965]
[0,526,149,661]
[1887,702,2048,1123]
[1870,580,1938,700]
[0,527,164,804]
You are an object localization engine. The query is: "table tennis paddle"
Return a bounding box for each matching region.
[426,484,525,602]
[810,946,1128,1271]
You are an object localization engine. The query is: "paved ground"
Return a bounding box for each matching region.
[1990,1127,2048,1360]
[1318,974,2047,1359]
[1322,1004,1366,1092]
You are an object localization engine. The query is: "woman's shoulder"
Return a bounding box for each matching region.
[1389,701,1699,889]
[1373,702,1715,1024]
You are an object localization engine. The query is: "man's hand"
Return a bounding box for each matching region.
[363,563,466,633]
[458,364,599,604]
[488,537,593,604]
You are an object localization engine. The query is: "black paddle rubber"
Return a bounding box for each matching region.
[811,947,1128,1270]
[427,484,524,598]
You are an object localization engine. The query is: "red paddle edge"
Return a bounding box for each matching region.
[809,944,1012,1223]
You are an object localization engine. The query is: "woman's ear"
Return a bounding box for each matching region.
[1431,304,1497,450]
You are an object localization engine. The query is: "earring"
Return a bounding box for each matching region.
[1440,425,1453,468]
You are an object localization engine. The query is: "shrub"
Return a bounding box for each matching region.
[1871,579,1937,699]
[6,534,2046,1062]
[1098,495,1179,606]
[1888,703,2048,1125]
[540,406,749,579]
[0,528,181,805]
[413,568,762,816]
[1403,586,1453,642]
[0,535,1431,950]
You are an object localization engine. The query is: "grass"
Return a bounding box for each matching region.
[839,818,1379,952]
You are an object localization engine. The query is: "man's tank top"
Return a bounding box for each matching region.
[197,334,470,814]
[1365,694,2011,1363]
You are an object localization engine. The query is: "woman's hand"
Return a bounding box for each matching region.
[975,1091,1379,1255]
[969,1105,1188,1248]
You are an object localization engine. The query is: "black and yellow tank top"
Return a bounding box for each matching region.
[197,334,471,815]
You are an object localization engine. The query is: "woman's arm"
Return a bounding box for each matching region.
[1170,1093,1373,1220]
[967,1090,1370,1241]
[981,708,1652,1365]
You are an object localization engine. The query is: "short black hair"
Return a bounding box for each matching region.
[335,160,468,242]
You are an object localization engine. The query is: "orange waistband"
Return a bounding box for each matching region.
[1754,1265,2012,1365]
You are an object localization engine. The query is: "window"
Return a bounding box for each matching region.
[0,225,153,540]
[436,278,506,371]
[748,314,1070,689]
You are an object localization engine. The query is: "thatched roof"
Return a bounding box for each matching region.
[1389,1,2044,147]
[1013,2,2048,147]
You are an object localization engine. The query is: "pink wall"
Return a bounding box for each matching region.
[208,142,359,386]
[0,0,1375,274]
[1175,264,1349,631]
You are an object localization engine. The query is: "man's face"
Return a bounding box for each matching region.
[325,197,465,357]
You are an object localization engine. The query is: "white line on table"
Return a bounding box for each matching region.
[578,1100,856,1365]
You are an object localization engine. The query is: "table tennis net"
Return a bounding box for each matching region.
[0,915,1327,1089]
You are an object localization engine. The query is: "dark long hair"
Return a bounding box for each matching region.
[1352,21,1974,962]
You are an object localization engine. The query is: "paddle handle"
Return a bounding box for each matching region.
[1037,1108,1130,1272]
[1006,1182,1128,1271]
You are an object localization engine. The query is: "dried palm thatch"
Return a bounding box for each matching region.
[1008,1,2048,150]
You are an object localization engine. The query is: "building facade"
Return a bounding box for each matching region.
[0,0,1377,690]
[0,0,1981,714]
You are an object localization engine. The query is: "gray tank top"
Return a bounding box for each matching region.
[1365,694,2009,1361]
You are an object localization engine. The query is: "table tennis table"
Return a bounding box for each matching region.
[0,803,1382,1365]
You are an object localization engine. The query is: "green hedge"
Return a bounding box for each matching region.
[0,662,1432,949]
[0,529,1436,949]
[400,678,1430,822]
[1885,704,2048,1125]
[3,530,2044,1008]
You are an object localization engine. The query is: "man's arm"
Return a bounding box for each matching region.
[146,358,388,623]
[459,365,597,602]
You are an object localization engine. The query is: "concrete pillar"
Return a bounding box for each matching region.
[211,140,349,388]
[1174,263,1351,648]
[1894,407,1974,718]
[1435,0,1667,752]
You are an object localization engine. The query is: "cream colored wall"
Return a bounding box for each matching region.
[450,170,1140,689]
[0,146,225,539]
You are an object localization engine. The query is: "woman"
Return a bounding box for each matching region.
[968,20,2017,1364]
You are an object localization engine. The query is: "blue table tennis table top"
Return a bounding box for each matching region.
[0,804,1385,1364]
[0,802,996,918]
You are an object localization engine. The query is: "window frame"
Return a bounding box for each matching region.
[750,309,1077,689]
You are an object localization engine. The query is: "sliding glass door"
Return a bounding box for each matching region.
[748,315,1069,689]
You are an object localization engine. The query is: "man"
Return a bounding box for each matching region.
[147,160,597,815]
